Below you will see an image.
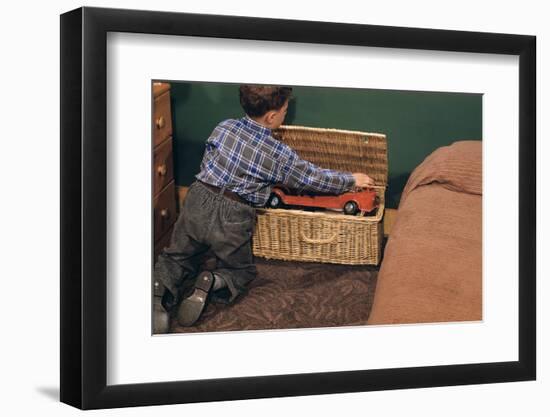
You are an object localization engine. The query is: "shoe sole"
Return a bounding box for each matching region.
[177,272,213,327]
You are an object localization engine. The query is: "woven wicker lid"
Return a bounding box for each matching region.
[272,125,388,187]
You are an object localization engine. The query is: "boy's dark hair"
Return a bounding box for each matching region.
[239,85,293,117]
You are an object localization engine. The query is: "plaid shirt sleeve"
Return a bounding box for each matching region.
[280,148,356,194]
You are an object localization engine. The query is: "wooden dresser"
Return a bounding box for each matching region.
[152,82,178,264]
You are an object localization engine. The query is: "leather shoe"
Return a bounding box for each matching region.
[177,271,214,327]
[153,296,170,334]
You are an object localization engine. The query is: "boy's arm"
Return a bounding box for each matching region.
[280,151,358,194]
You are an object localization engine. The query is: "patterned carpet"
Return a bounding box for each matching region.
[170,257,379,334]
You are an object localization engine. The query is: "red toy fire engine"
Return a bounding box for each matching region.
[267,187,379,216]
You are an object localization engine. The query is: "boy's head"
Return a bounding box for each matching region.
[239,85,292,129]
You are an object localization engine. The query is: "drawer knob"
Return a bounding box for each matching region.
[156,116,165,129]
[160,208,169,218]
[157,164,167,176]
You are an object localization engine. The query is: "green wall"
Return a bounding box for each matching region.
[169,82,482,208]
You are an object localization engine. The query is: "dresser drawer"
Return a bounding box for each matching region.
[153,137,174,197]
[153,82,170,97]
[153,90,173,147]
[153,181,177,241]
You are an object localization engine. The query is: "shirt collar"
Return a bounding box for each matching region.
[242,115,272,137]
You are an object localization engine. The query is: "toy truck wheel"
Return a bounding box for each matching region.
[268,193,283,208]
[343,201,359,215]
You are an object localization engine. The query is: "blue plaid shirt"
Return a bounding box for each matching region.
[195,116,356,206]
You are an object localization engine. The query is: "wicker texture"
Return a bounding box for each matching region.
[253,125,387,265]
[272,125,388,186]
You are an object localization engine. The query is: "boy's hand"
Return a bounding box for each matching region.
[352,173,375,188]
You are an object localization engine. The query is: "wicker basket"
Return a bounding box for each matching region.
[252,125,388,265]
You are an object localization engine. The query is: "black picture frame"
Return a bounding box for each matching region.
[60,6,536,410]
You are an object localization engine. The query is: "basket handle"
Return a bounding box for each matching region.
[299,229,338,244]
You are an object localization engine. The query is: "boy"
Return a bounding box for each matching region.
[153,85,374,333]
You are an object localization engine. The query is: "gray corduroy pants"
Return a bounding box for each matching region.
[154,181,257,310]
